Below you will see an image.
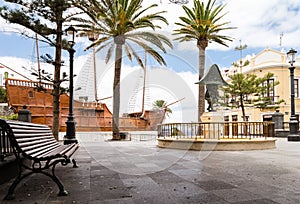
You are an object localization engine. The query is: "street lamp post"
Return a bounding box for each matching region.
[64,26,78,145]
[287,48,300,141]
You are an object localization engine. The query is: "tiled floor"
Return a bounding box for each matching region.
[0,133,300,203]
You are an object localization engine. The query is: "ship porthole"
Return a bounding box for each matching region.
[28,91,34,98]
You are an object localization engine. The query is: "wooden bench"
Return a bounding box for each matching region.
[0,119,79,200]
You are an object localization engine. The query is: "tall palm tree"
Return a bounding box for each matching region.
[74,0,173,139]
[173,0,235,122]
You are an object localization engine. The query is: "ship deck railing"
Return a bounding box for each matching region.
[6,78,53,89]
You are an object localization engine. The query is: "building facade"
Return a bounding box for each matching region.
[221,48,299,124]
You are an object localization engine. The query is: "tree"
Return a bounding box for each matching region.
[0,0,78,140]
[221,72,284,121]
[0,87,7,103]
[74,0,173,139]
[173,0,236,122]
[152,100,172,118]
[31,54,69,94]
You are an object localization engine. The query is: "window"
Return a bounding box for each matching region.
[28,91,34,98]
[294,79,299,98]
[263,78,275,103]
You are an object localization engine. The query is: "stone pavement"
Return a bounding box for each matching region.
[1,132,300,204]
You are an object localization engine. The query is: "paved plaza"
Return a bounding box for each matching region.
[0,132,300,203]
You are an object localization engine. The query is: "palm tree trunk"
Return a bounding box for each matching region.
[198,46,206,122]
[112,43,123,140]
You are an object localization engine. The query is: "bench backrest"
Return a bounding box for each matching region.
[0,119,61,160]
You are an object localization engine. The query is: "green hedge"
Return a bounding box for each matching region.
[0,114,18,120]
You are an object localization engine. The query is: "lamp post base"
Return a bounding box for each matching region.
[288,118,299,142]
[64,119,77,145]
[63,137,78,145]
[287,135,300,141]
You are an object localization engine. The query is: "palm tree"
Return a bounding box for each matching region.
[152,100,172,117]
[173,0,235,122]
[74,0,173,139]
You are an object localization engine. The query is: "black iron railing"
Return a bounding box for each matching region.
[157,122,275,140]
[0,126,13,161]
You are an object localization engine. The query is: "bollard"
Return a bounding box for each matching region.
[18,105,32,122]
[272,110,284,130]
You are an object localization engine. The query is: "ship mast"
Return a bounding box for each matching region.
[141,52,147,114]
[35,33,41,83]
[88,29,99,102]
[93,45,98,102]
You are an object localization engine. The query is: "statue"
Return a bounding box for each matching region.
[205,84,219,111]
[196,64,227,112]
[205,90,212,111]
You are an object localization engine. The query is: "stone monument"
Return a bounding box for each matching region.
[196,64,228,137]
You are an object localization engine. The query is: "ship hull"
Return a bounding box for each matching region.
[5,79,165,132]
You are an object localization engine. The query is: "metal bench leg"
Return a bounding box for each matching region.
[72,159,78,168]
[4,169,34,200]
[40,161,68,196]
[51,162,68,196]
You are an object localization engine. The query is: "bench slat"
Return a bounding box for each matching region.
[14,133,53,138]
[7,120,49,126]
[18,138,57,150]
[11,127,51,131]
[37,145,70,159]
[63,143,79,158]
[16,135,54,144]
[9,125,50,131]
[29,143,62,158]
[14,135,53,140]
[25,142,61,157]
[36,143,79,160]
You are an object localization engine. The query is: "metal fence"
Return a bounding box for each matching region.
[157,122,275,140]
[0,126,13,161]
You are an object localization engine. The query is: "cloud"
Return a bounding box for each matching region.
[0,57,42,80]
[1,0,300,52]
[224,0,300,49]
[142,0,300,52]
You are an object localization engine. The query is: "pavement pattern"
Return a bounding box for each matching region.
[0,132,300,204]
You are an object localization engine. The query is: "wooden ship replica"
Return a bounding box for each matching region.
[5,78,166,132]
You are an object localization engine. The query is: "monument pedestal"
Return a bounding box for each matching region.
[200,112,224,139]
[201,111,224,123]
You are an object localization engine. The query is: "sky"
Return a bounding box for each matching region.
[0,0,300,122]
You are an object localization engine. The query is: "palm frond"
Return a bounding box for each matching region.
[128,38,167,65]
[124,43,133,62]
[125,43,144,68]
[105,43,115,63]
[174,0,236,48]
